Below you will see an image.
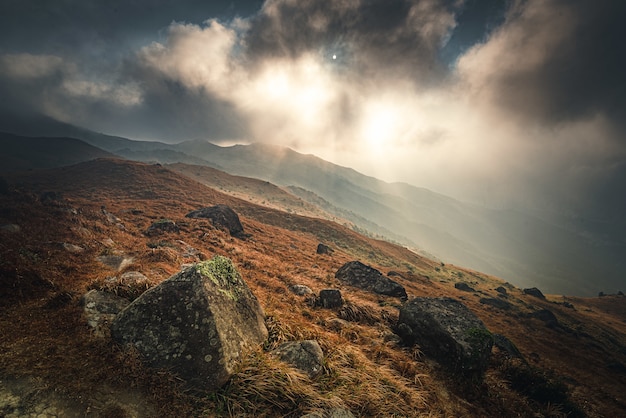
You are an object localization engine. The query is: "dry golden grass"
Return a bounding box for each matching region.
[1,158,625,417]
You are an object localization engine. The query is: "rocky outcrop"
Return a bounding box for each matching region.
[318,289,343,308]
[289,284,313,296]
[523,287,546,299]
[335,261,407,299]
[396,297,493,376]
[273,340,324,378]
[110,256,267,390]
[479,297,512,310]
[316,243,334,255]
[454,282,475,292]
[186,205,245,238]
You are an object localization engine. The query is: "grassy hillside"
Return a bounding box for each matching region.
[1,158,625,417]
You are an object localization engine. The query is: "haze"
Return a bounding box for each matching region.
[1,1,625,229]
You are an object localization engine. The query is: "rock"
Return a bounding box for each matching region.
[523,287,546,299]
[529,309,559,327]
[493,334,525,361]
[316,243,334,255]
[335,261,407,299]
[495,286,508,295]
[479,297,512,310]
[318,289,343,308]
[301,408,355,418]
[145,219,180,236]
[110,256,267,390]
[561,301,575,309]
[118,271,149,286]
[62,243,84,253]
[81,290,131,337]
[273,340,324,378]
[289,284,313,296]
[186,205,245,238]
[455,282,475,292]
[396,297,493,376]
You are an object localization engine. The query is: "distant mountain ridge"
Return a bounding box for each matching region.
[0,114,623,296]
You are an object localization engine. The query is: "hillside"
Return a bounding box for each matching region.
[1,158,625,417]
[0,132,119,172]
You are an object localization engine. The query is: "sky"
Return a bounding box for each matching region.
[1,0,625,218]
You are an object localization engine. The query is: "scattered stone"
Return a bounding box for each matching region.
[318,289,343,309]
[145,219,180,236]
[479,297,512,310]
[523,287,546,299]
[561,301,575,309]
[495,286,508,295]
[101,237,115,247]
[396,297,493,376]
[493,334,525,361]
[454,282,475,292]
[529,309,559,328]
[316,243,334,255]
[335,261,407,299]
[273,340,324,378]
[110,256,268,390]
[289,284,313,296]
[81,290,131,337]
[97,255,134,272]
[186,205,245,238]
[0,224,20,233]
[62,243,84,253]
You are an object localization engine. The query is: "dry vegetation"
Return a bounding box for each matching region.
[0,158,625,417]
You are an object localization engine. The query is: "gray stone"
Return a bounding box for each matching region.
[110,256,267,390]
[479,297,512,310]
[119,271,149,286]
[186,205,245,237]
[81,290,130,337]
[62,243,84,253]
[493,334,525,361]
[289,284,313,296]
[523,287,546,299]
[273,340,324,378]
[454,282,475,292]
[335,261,407,299]
[396,297,493,376]
[319,289,343,308]
[316,243,334,255]
[495,286,508,295]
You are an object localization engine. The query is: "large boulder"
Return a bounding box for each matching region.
[186,205,245,237]
[335,261,407,299]
[110,256,267,390]
[396,297,493,376]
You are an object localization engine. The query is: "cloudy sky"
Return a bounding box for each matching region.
[1,0,625,217]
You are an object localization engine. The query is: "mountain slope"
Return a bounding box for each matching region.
[1,158,625,417]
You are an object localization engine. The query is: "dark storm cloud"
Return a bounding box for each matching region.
[460,0,626,129]
[244,0,460,83]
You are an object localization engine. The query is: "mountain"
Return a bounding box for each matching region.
[0,114,623,296]
[1,158,625,417]
[91,138,623,297]
[0,132,118,171]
